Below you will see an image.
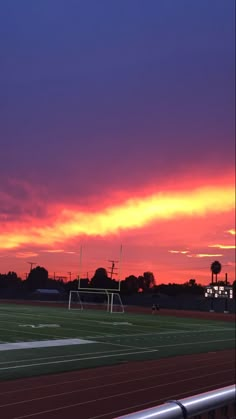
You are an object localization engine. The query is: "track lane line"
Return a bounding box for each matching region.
[88,379,235,419]
[6,369,234,419]
[0,360,234,407]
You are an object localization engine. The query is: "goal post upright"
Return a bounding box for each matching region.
[110,292,125,314]
[106,290,110,312]
[110,292,114,313]
[118,244,123,292]
[78,245,83,289]
[68,290,83,311]
[68,290,72,309]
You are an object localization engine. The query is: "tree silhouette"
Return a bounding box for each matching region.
[122,275,139,294]
[143,272,155,290]
[90,267,116,289]
[25,266,49,290]
[0,272,22,289]
[210,261,222,283]
[188,279,196,286]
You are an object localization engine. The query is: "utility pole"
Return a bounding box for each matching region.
[68,272,72,281]
[108,260,118,280]
[27,262,36,273]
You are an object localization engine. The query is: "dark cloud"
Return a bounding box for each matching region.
[0,0,234,201]
[0,179,48,221]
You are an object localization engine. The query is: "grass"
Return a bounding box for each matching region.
[0,302,235,381]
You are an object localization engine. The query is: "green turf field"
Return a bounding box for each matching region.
[0,303,235,381]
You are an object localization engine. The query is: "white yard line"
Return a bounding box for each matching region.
[154,338,235,349]
[0,317,110,337]
[0,338,95,351]
[0,338,234,372]
[0,326,68,340]
[1,313,232,344]
[0,307,228,330]
[160,320,221,329]
[99,337,235,351]
[95,340,155,351]
[0,349,158,372]
[0,347,130,365]
[0,325,232,348]
[0,312,163,335]
[85,327,235,339]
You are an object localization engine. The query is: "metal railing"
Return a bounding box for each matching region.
[115,384,236,418]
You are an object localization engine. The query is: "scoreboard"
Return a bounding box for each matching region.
[205,285,233,299]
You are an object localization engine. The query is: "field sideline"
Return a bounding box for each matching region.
[0,302,235,381]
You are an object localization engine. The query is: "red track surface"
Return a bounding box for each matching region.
[0,349,235,419]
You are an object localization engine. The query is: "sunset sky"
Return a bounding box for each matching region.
[0,0,235,284]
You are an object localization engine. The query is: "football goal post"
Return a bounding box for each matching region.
[68,289,110,311]
[68,289,124,313]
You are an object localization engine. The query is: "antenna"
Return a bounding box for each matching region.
[108,260,118,280]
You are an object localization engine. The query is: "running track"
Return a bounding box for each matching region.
[0,349,235,419]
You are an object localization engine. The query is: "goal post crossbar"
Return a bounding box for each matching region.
[73,289,110,294]
[77,286,121,292]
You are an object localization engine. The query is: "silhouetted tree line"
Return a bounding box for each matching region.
[0,266,235,298]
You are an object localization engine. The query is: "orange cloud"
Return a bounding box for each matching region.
[0,183,234,251]
[42,249,65,253]
[168,250,189,254]
[187,253,223,258]
[15,252,38,259]
[208,244,236,249]
[226,229,236,235]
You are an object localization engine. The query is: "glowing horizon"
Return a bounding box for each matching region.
[0,183,234,250]
[0,177,235,285]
